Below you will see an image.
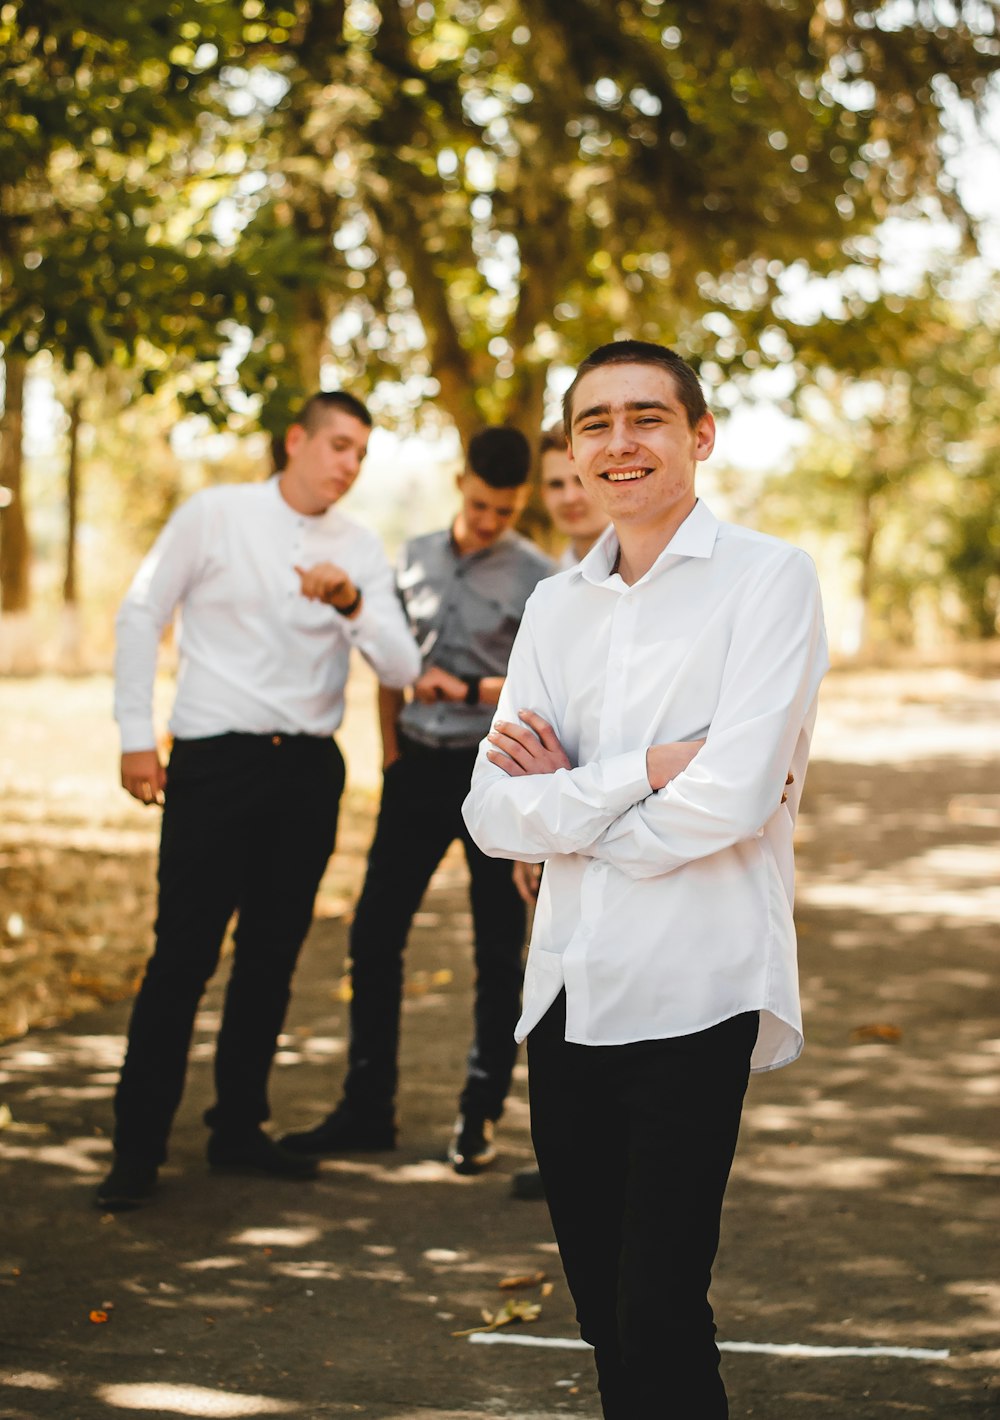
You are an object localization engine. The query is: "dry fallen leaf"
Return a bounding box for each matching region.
[452,1298,542,1337]
[851,1023,903,1043]
[499,1270,547,1290]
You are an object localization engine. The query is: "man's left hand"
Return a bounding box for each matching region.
[413,666,468,704]
[487,710,571,777]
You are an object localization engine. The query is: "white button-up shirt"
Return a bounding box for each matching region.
[115,477,421,752]
[462,500,828,1073]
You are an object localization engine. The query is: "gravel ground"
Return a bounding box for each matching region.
[0,662,998,1418]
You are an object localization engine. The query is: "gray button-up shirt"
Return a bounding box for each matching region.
[396,528,555,749]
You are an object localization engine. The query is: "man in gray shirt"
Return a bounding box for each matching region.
[282,427,553,1173]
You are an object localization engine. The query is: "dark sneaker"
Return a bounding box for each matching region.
[207,1128,318,1179]
[95,1156,158,1211]
[278,1106,397,1156]
[447,1114,497,1175]
[510,1166,546,1201]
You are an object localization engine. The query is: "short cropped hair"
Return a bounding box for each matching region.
[296,389,373,433]
[538,421,567,459]
[562,340,707,432]
[467,426,532,489]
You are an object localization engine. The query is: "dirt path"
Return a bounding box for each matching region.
[0,665,997,1418]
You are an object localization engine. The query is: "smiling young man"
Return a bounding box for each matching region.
[281,427,554,1175]
[98,391,420,1210]
[463,342,828,1417]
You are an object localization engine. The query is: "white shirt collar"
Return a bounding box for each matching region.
[573,498,720,587]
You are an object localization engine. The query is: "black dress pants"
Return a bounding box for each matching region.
[113,732,344,1165]
[341,736,526,1123]
[528,991,758,1419]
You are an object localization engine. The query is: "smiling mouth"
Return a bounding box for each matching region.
[602,468,651,482]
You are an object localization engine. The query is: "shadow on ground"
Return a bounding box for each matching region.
[1,669,998,1417]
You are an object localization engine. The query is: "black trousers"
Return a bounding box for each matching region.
[113,732,344,1165]
[341,736,526,1123]
[528,991,758,1419]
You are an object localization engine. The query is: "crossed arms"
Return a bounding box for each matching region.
[462,550,828,881]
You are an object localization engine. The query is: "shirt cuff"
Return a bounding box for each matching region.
[119,721,157,755]
[341,595,373,639]
[597,748,653,813]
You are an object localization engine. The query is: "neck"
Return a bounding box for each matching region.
[571,533,602,562]
[613,499,697,585]
[452,517,500,558]
[277,472,326,517]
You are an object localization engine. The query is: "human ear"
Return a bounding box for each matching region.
[694,412,716,461]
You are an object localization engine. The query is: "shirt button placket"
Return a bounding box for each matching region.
[600,592,631,757]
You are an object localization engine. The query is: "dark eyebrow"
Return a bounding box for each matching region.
[572,399,674,428]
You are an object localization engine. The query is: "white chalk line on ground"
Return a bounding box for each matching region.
[468,1333,950,1361]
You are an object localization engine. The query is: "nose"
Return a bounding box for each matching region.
[606,418,638,456]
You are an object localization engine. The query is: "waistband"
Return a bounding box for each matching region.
[172,731,337,751]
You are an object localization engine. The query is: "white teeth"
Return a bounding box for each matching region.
[604,469,649,482]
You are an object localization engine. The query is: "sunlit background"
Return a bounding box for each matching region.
[1,0,999,671]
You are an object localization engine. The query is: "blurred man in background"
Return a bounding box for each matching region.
[281,427,554,1175]
[99,391,420,1210]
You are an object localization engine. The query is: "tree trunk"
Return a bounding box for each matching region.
[63,394,82,606]
[0,354,29,613]
[292,290,326,395]
[59,394,85,672]
[856,486,877,659]
[0,354,37,673]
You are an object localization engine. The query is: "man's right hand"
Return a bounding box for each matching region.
[512,860,542,905]
[121,749,166,806]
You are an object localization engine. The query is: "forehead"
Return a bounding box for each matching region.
[540,447,573,482]
[307,408,370,442]
[462,472,523,507]
[571,362,684,422]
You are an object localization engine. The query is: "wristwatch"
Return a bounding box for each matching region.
[463,677,481,706]
[334,586,363,617]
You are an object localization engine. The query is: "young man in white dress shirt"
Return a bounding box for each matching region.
[98,391,421,1210]
[463,342,828,1417]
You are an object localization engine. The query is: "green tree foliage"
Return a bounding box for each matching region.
[227,0,1000,442]
[0,0,273,614]
[3,1,1000,646]
[755,281,1000,647]
[0,1,275,375]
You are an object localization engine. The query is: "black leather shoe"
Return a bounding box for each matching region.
[448,1114,497,1175]
[510,1166,546,1201]
[207,1128,318,1179]
[95,1156,158,1211]
[278,1106,397,1156]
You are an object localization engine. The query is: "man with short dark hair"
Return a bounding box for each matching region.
[98,391,421,1210]
[463,342,828,1416]
[281,426,554,1174]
